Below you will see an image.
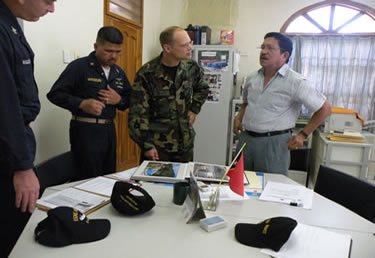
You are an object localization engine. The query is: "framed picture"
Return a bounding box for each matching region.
[187,162,230,183]
[131,160,188,183]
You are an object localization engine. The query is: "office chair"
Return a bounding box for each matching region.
[35,151,76,196]
[315,165,375,223]
[289,148,311,187]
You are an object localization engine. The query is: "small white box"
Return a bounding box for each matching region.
[199,216,227,232]
[324,113,362,133]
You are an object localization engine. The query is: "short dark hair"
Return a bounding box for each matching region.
[96,26,123,45]
[159,26,184,48]
[264,32,293,63]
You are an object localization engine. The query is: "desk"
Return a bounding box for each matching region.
[10,174,375,258]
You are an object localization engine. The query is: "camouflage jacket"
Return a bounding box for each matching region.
[128,54,209,152]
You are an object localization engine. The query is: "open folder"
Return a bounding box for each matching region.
[261,222,352,258]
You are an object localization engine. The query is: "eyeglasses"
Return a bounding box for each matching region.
[175,40,194,49]
[257,44,280,51]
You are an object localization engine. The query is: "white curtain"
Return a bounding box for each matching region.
[290,35,375,121]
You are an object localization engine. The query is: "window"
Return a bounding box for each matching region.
[106,0,143,26]
[281,0,375,34]
[280,1,375,121]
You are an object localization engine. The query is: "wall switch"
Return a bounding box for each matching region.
[63,49,73,64]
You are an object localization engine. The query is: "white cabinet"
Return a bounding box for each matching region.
[310,130,372,184]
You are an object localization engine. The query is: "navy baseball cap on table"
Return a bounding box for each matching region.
[111,181,155,216]
[34,206,110,247]
[235,217,297,251]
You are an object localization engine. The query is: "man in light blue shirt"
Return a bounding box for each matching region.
[233,32,331,175]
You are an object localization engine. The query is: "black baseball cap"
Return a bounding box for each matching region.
[35,206,111,247]
[235,217,297,251]
[111,181,155,216]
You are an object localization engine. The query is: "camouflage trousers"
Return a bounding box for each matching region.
[141,147,193,163]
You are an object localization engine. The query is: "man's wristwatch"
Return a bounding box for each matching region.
[298,130,309,139]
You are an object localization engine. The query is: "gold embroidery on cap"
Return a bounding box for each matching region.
[262,224,270,234]
[120,195,139,210]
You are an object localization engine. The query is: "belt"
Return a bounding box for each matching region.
[72,115,113,124]
[246,129,292,137]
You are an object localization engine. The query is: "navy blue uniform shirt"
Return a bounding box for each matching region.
[0,1,40,174]
[47,51,132,119]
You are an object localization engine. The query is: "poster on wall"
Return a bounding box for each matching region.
[198,50,229,73]
[204,73,222,103]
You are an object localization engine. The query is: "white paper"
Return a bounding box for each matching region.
[199,184,248,201]
[261,223,352,258]
[233,53,240,74]
[37,188,110,214]
[259,181,313,209]
[74,176,118,197]
[108,167,137,181]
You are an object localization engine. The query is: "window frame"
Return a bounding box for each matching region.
[280,0,375,36]
[104,0,143,28]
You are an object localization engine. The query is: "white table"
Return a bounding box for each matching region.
[10,173,375,258]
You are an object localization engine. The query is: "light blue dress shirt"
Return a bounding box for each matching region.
[242,64,326,132]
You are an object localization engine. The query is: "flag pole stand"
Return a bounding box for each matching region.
[206,143,247,211]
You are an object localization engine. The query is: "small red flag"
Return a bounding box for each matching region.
[226,152,244,196]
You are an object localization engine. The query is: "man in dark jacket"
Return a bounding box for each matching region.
[47,26,132,180]
[0,0,55,256]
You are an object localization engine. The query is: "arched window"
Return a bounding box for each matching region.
[281,0,375,34]
[279,1,375,121]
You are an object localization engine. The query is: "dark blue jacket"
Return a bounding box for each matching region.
[47,51,132,119]
[0,1,40,174]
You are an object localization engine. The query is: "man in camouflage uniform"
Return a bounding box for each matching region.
[129,26,208,162]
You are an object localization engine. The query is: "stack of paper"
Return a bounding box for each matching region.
[328,130,365,143]
[261,223,352,258]
[259,181,313,210]
[37,176,119,214]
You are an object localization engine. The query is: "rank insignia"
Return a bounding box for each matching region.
[11,26,17,35]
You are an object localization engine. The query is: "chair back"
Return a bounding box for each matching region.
[289,148,311,186]
[290,148,310,171]
[315,165,375,222]
[35,151,76,196]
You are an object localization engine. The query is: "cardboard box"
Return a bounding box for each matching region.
[220,30,234,45]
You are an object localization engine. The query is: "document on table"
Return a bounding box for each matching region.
[74,176,118,197]
[37,188,110,215]
[259,181,313,209]
[199,184,249,202]
[107,167,137,181]
[261,223,352,258]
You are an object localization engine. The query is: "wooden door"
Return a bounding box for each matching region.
[104,0,143,170]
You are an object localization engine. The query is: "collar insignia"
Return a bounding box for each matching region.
[11,26,17,35]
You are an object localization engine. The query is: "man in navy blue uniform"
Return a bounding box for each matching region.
[47,26,132,181]
[0,0,55,256]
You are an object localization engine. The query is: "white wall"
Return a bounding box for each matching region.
[24,0,103,163]
[23,0,375,163]
[180,0,375,97]
[142,0,161,63]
